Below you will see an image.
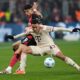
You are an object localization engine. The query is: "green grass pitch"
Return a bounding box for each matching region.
[0,40,80,80]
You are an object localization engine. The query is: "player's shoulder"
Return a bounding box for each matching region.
[25,27,33,31]
[40,24,49,31]
[26,27,32,29]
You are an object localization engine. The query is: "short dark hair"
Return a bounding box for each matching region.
[32,14,42,24]
[23,4,32,10]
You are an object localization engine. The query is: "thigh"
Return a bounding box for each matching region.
[30,46,52,56]
[30,46,42,55]
[50,44,61,56]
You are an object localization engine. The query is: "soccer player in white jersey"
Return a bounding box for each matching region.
[11,14,80,74]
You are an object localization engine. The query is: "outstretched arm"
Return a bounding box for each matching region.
[14,32,27,39]
[53,27,80,32]
[7,32,28,40]
[53,27,72,32]
[42,25,80,32]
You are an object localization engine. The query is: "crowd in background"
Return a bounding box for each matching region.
[0,0,80,24]
[0,0,80,42]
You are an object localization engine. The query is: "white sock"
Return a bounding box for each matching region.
[6,66,12,73]
[20,52,27,71]
[65,57,80,71]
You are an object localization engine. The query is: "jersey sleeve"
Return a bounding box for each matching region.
[41,25,72,32]
[40,25,54,32]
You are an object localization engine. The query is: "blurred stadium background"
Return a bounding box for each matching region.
[0,0,80,42]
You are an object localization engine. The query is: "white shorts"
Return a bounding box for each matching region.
[30,44,61,56]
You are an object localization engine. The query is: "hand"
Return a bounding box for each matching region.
[6,35,14,40]
[72,28,80,32]
[33,1,38,10]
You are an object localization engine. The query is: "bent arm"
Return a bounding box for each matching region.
[32,1,43,17]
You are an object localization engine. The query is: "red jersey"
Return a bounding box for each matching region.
[21,34,36,46]
[28,15,32,27]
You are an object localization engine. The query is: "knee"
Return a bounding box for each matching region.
[12,41,21,51]
[12,46,18,51]
[12,44,19,52]
[55,51,66,61]
[14,44,23,54]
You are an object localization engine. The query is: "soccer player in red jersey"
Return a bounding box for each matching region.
[0,2,42,74]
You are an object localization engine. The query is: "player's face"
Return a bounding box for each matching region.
[32,24,41,33]
[24,8,33,16]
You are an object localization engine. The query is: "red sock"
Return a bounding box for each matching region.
[9,53,20,67]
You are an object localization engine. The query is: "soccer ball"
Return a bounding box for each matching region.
[44,57,55,68]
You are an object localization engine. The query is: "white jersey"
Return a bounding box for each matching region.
[30,25,55,46]
[28,25,61,56]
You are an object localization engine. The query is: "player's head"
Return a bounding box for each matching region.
[31,14,42,33]
[23,4,33,16]
[32,14,41,24]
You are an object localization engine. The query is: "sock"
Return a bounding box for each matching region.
[9,54,20,67]
[65,57,80,71]
[19,53,27,71]
[6,66,12,73]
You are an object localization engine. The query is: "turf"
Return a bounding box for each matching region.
[0,40,80,80]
